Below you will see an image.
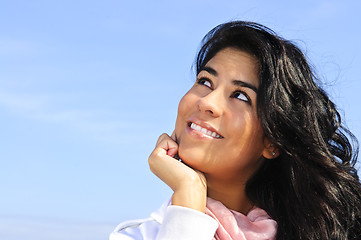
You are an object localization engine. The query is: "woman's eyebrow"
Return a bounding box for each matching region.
[200,66,258,93]
[232,80,258,93]
[200,66,218,76]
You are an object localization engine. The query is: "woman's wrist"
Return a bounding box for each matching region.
[171,179,207,213]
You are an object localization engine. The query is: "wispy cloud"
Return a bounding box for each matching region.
[298,1,346,24]
[0,90,48,113]
[0,88,139,143]
[0,216,115,240]
[0,38,39,56]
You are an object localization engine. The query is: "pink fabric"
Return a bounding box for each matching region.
[205,198,277,240]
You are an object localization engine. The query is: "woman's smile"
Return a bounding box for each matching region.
[187,120,224,140]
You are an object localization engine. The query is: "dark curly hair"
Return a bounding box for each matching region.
[196,21,361,240]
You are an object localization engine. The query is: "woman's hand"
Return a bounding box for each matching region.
[148,133,207,213]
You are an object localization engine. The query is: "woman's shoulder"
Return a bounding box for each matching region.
[109,198,218,240]
[109,199,170,240]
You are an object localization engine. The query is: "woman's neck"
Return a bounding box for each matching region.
[205,175,254,215]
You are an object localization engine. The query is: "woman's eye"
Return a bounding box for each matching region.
[233,91,250,103]
[198,78,212,88]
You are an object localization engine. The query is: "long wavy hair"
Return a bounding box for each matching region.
[196,21,361,240]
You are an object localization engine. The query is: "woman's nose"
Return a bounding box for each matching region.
[197,91,223,117]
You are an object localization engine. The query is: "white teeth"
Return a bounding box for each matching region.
[190,123,222,138]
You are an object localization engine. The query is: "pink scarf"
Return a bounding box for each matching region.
[205,198,277,240]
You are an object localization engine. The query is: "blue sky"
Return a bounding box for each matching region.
[1,0,360,239]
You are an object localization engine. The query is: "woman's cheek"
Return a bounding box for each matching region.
[178,144,205,171]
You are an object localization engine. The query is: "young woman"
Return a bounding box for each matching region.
[110,21,361,240]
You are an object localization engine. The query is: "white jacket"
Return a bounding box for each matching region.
[109,199,218,240]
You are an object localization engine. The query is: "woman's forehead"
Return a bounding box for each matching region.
[203,48,260,88]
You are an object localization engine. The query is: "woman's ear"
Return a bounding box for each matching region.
[262,138,280,159]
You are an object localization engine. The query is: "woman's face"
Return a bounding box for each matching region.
[174,47,271,181]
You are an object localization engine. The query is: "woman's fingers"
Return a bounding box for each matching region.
[149,133,182,189]
[149,133,208,212]
[155,133,178,157]
[149,133,201,190]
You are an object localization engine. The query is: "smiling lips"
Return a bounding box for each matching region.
[189,122,223,139]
